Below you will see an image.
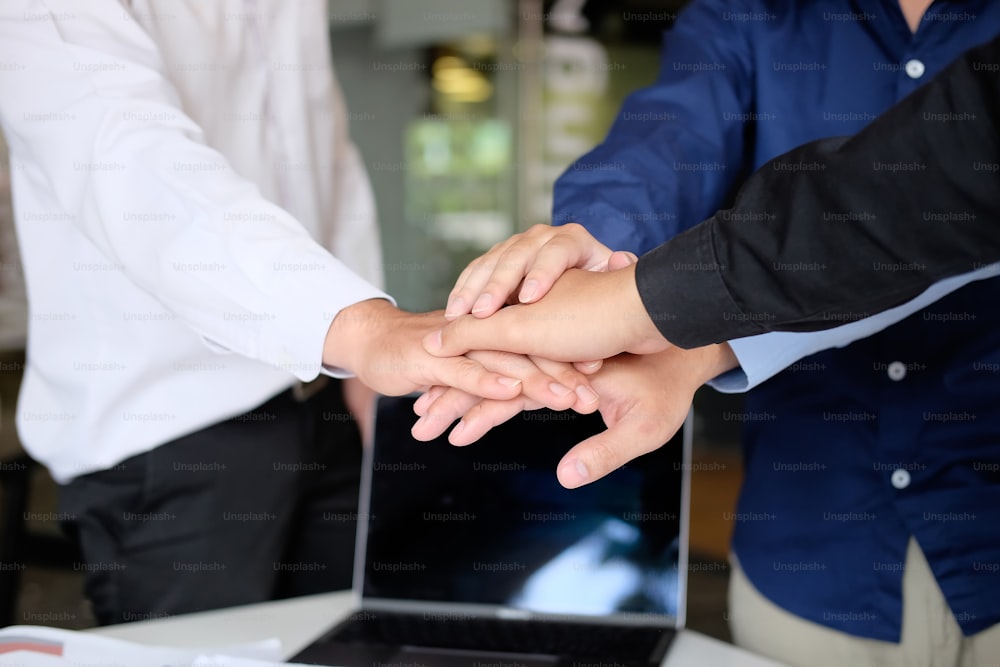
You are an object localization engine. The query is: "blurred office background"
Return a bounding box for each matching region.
[0,0,744,639]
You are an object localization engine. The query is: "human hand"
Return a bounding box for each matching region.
[464,349,602,414]
[445,223,638,319]
[324,299,600,405]
[427,266,669,365]
[413,344,738,488]
[410,352,602,442]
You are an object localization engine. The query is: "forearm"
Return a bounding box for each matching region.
[430,266,670,362]
[0,1,389,379]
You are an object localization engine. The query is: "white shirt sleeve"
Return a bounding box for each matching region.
[708,263,1000,393]
[0,0,390,381]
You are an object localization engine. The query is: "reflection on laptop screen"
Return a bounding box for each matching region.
[362,396,686,621]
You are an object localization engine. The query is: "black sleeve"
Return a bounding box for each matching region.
[635,34,1000,348]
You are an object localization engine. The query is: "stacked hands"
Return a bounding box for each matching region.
[327,225,736,490]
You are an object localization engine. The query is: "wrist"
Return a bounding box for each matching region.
[617,264,673,355]
[645,342,738,391]
[323,298,395,373]
[692,342,738,384]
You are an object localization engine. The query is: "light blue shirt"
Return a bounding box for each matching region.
[711,264,1000,393]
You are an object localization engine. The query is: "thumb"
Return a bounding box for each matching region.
[423,315,507,358]
[607,250,639,271]
[555,416,664,489]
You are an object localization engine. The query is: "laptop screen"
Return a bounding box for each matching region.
[359,395,687,622]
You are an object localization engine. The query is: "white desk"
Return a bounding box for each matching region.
[92,591,786,666]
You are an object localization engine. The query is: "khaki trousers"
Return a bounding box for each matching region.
[728,538,1000,667]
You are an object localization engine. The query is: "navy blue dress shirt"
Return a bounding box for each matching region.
[553,0,1000,642]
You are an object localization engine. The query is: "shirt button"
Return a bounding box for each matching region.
[905,59,925,79]
[887,361,907,381]
[891,469,911,490]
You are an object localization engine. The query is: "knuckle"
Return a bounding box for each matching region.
[491,404,520,428]
[464,256,487,273]
[554,365,586,387]
[498,242,532,266]
[482,279,505,298]
[444,357,476,387]
[586,440,622,474]
[459,356,482,377]
[487,237,512,254]
[445,317,472,341]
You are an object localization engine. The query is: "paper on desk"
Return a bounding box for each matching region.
[0,625,296,666]
[0,654,317,667]
[191,656,320,667]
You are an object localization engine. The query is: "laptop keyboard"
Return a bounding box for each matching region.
[329,610,672,660]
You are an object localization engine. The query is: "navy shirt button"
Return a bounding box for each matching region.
[905,59,926,79]
[887,361,907,381]
[891,468,911,489]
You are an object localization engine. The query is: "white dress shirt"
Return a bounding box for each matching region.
[0,0,389,482]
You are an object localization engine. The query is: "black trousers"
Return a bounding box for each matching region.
[59,378,363,625]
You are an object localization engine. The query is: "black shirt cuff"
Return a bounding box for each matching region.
[634,219,767,348]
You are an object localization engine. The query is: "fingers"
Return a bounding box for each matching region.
[574,360,603,374]
[447,397,544,446]
[412,390,544,445]
[423,313,517,358]
[445,228,543,320]
[469,350,599,413]
[413,352,599,441]
[527,355,600,413]
[607,250,639,271]
[413,391,543,446]
[445,224,613,320]
[411,387,480,441]
[333,303,531,398]
[413,385,447,417]
[424,354,527,402]
[555,415,670,489]
[515,225,615,306]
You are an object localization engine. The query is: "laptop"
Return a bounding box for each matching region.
[292,394,691,667]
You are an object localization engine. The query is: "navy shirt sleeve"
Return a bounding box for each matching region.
[635,34,1000,347]
[551,0,757,254]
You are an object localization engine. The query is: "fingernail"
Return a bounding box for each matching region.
[575,385,599,404]
[451,421,466,437]
[445,296,465,319]
[561,456,590,486]
[549,382,572,397]
[471,294,492,314]
[520,279,539,303]
[426,330,442,351]
[497,376,522,388]
[583,361,601,369]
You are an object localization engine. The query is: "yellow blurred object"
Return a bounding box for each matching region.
[431,56,494,102]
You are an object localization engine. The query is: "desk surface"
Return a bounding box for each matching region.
[92,591,785,666]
